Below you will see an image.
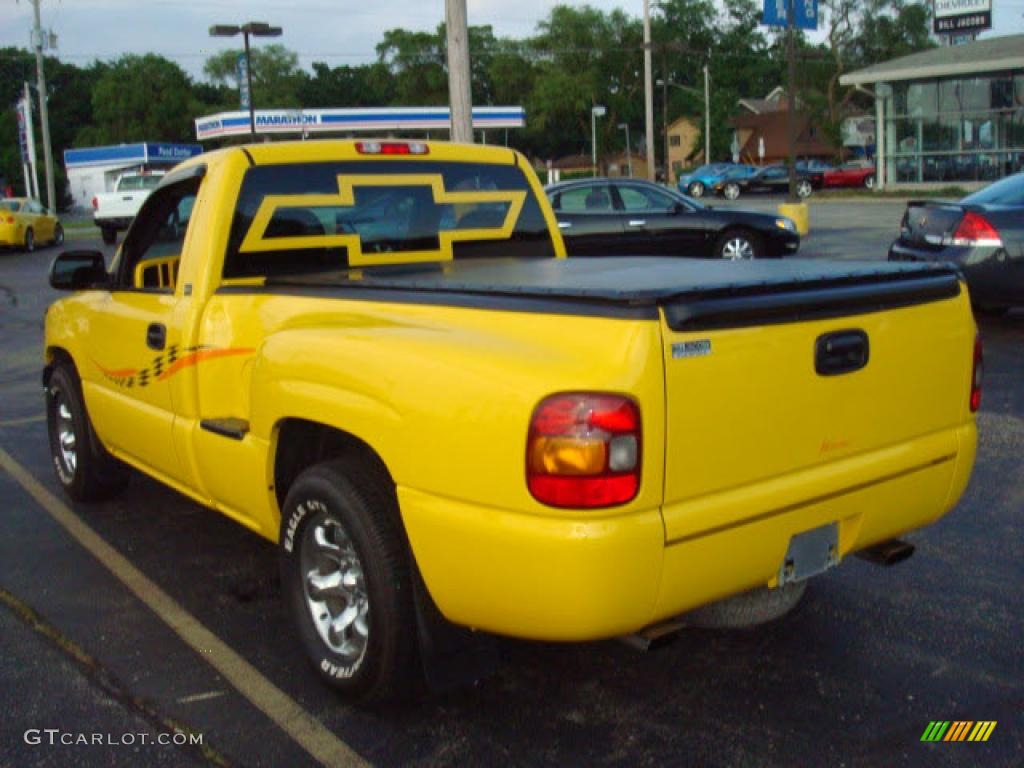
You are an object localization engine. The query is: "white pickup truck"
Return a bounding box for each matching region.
[92,171,165,244]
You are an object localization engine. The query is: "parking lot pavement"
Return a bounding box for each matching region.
[1,231,1022,767]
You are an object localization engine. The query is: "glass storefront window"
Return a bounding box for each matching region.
[884,72,1024,184]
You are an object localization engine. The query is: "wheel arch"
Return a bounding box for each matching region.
[271,417,396,515]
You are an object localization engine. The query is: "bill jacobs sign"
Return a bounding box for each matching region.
[933,0,992,34]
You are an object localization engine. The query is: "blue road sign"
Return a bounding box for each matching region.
[237,53,251,111]
[763,0,818,30]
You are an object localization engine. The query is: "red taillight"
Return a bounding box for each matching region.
[91,196,98,210]
[970,335,983,412]
[3,215,13,224]
[952,211,1002,247]
[526,393,641,509]
[355,141,428,156]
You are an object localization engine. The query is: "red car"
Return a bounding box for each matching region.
[823,160,876,190]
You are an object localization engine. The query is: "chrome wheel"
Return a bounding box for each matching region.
[796,180,812,198]
[688,181,705,198]
[721,237,755,260]
[864,174,875,190]
[724,183,740,200]
[301,514,369,664]
[54,393,77,475]
[24,228,35,252]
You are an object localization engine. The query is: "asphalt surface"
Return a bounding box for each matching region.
[0,206,1021,767]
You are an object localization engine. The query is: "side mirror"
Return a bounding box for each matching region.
[49,250,108,291]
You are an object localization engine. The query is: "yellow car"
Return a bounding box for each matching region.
[0,197,63,251]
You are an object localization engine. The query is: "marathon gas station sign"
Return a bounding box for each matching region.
[194,107,526,141]
[933,0,992,34]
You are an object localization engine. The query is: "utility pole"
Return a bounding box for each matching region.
[643,0,655,181]
[785,0,798,202]
[445,0,473,143]
[30,0,56,210]
[703,63,710,165]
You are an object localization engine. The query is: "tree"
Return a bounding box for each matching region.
[203,44,304,109]
[82,55,193,145]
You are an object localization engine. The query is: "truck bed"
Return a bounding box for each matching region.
[261,257,961,327]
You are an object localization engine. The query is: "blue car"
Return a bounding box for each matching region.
[678,163,755,198]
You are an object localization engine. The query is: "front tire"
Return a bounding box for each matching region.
[280,458,419,704]
[714,228,761,260]
[723,182,741,200]
[46,362,129,502]
[688,181,705,198]
[864,174,875,190]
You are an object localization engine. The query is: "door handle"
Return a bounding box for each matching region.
[558,221,572,229]
[628,220,646,227]
[146,323,167,351]
[815,330,869,376]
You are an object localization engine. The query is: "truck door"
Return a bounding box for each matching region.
[80,176,200,483]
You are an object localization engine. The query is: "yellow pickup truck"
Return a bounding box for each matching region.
[44,140,980,703]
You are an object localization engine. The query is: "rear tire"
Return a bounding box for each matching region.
[688,181,705,198]
[864,174,876,190]
[683,581,808,629]
[46,362,129,502]
[796,179,813,198]
[24,227,35,252]
[100,226,116,245]
[723,182,741,200]
[714,228,762,260]
[52,223,64,246]
[279,458,419,705]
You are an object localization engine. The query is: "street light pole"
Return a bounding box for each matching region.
[642,0,655,181]
[209,22,283,141]
[31,0,55,210]
[618,123,632,177]
[703,63,710,165]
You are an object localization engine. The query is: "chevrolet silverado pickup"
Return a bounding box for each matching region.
[44,140,980,703]
[92,170,165,244]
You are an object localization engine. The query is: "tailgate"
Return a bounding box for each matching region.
[658,269,974,543]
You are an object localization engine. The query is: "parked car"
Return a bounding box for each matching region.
[797,159,835,174]
[92,170,165,244]
[713,164,818,200]
[824,160,877,189]
[546,177,799,259]
[676,163,738,198]
[0,197,62,252]
[888,171,1024,312]
[44,139,979,705]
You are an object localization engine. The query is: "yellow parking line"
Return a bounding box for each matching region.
[0,445,366,768]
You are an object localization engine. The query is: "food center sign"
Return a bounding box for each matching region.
[933,0,992,34]
[195,107,526,141]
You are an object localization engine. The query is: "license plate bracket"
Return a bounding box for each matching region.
[778,522,839,586]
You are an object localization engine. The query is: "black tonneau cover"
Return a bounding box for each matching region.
[261,257,962,329]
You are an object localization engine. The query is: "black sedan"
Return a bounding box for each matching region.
[712,165,819,200]
[888,172,1024,312]
[545,178,800,260]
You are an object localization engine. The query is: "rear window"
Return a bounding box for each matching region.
[0,201,20,212]
[224,160,556,279]
[962,172,1024,206]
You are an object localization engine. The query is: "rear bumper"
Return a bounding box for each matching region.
[93,217,131,230]
[888,241,1020,304]
[400,422,976,641]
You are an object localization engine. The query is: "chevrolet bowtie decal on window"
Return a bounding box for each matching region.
[239,173,528,267]
[94,345,254,389]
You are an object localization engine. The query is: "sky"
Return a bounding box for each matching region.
[3,0,1024,81]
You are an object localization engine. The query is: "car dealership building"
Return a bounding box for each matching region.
[841,34,1024,188]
